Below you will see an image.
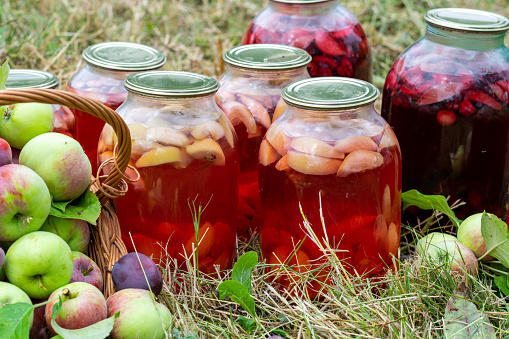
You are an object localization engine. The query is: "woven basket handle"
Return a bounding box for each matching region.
[0,88,131,205]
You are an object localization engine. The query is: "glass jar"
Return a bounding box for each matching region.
[97,71,239,273]
[381,8,509,221]
[5,69,74,161]
[259,78,401,296]
[68,42,166,174]
[241,0,372,81]
[216,44,311,238]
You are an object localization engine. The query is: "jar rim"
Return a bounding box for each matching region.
[82,42,167,71]
[223,44,312,70]
[6,69,59,89]
[282,77,379,110]
[124,71,220,98]
[425,8,509,33]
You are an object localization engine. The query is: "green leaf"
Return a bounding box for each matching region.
[49,190,101,225]
[51,296,63,320]
[237,315,256,333]
[51,311,119,339]
[271,328,290,338]
[443,289,496,338]
[494,275,509,296]
[401,190,460,228]
[0,302,34,339]
[231,251,258,294]
[0,60,10,90]
[218,280,257,319]
[481,212,509,268]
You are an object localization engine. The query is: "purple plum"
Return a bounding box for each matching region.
[112,252,163,295]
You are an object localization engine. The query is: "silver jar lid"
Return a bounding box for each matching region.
[82,42,167,71]
[282,77,379,110]
[124,71,220,98]
[425,8,509,33]
[223,44,312,70]
[6,69,59,89]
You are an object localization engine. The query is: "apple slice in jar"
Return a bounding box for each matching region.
[275,154,290,171]
[217,115,235,149]
[334,135,378,154]
[272,97,286,123]
[265,123,291,156]
[186,138,225,166]
[337,150,383,177]
[131,139,162,161]
[220,101,257,134]
[128,123,149,139]
[146,127,189,147]
[287,150,342,175]
[135,146,182,168]
[190,121,225,141]
[385,222,399,258]
[215,88,237,105]
[291,137,344,159]
[238,94,271,129]
[259,139,278,166]
[378,126,399,150]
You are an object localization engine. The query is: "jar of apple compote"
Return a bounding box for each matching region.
[68,42,166,174]
[216,44,311,238]
[381,9,509,221]
[242,0,372,81]
[259,78,401,297]
[97,71,239,274]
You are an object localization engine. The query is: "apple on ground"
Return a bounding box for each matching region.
[4,231,74,299]
[30,298,49,339]
[39,216,90,253]
[416,232,458,255]
[0,164,52,242]
[426,240,478,276]
[0,281,34,328]
[45,282,107,335]
[0,137,12,166]
[107,288,172,339]
[112,252,163,295]
[457,212,494,261]
[19,132,92,202]
[0,103,54,149]
[70,251,103,292]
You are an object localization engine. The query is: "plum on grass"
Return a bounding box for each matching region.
[112,252,163,295]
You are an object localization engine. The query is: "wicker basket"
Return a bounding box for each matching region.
[0,88,131,298]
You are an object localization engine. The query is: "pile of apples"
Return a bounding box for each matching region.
[0,102,171,338]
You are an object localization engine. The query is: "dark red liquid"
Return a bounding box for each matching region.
[382,42,509,221]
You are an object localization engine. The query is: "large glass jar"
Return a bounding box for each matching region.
[241,0,372,81]
[259,78,401,296]
[5,69,74,161]
[381,9,509,221]
[216,44,311,238]
[68,42,166,174]
[97,71,239,274]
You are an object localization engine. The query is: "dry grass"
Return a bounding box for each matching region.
[2,0,509,337]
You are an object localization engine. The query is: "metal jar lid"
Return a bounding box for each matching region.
[6,69,59,89]
[282,77,379,110]
[124,71,220,98]
[271,0,332,4]
[425,8,509,33]
[223,44,312,70]
[82,42,167,71]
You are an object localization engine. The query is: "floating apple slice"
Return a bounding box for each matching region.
[272,97,286,123]
[173,148,194,169]
[217,115,235,148]
[291,137,344,159]
[337,150,383,177]
[145,127,189,147]
[334,135,378,154]
[287,150,342,175]
[240,89,273,108]
[186,138,225,166]
[99,151,114,164]
[220,101,257,134]
[238,94,271,129]
[145,117,172,128]
[385,222,399,257]
[131,139,161,159]
[215,88,236,105]
[135,146,182,168]
[266,123,291,156]
[128,123,148,140]
[259,139,278,166]
[191,120,225,141]
[378,126,399,150]
[382,185,391,223]
[275,154,290,171]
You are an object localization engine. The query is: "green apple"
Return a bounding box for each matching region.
[4,231,74,299]
[107,289,172,339]
[0,281,34,328]
[457,213,494,261]
[39,216,90,253]
[19,133,92,202]
[0,103,54,149]
[0,164,52,242]
[416,232,458,255]
[425,240,478,276]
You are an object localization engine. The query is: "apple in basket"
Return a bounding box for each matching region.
[70,251,103,292]
[39,216,90,253]
[0,281,34,328]
[0,137,12,166]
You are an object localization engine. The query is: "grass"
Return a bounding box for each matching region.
[2,0,509,337]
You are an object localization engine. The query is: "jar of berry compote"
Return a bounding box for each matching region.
[242,0,372,81]
[97,71,239,274]
[5,69,75,161]
[216,44,311,238]
[381,8,509,221]
[68,42,166,174]
[259,77,401,296]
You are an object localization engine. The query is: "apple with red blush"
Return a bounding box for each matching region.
[70,251,103,292]
[0,137,12,166]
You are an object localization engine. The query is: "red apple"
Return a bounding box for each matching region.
[0,137,12,166]
[45,282,107,335]
[39,216,90,253]
[70,251,103,292]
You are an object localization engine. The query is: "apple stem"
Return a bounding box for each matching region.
[17,214,33,226]
[2,106,13,120]
[82,266,94,276]
[36,276,47,291]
